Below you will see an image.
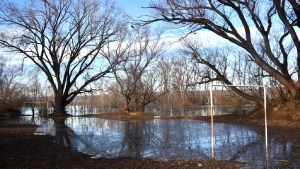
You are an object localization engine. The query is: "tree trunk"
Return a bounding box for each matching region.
[288,85,300,101]
[53,92,68,116]
[125,97,131,112]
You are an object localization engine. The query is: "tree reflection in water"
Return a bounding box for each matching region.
[53,118,98,154]
[53,118,72,146]
[58,118,261,160]
[35,117,300,168]
[119,120,144,157]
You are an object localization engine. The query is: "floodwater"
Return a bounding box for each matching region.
[21,115,300,168]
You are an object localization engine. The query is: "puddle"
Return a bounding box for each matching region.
[29,117,300,168]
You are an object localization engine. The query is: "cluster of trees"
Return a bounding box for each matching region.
[0,0,299,116]
[145,0,300,104]
[0,55,26,116]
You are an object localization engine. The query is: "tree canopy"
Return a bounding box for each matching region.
[0,0,127,115]
[145,0,300,102]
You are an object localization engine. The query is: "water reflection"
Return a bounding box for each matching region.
[53,118,73,146]
[33,117,300,168]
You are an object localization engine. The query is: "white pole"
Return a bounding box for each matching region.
[208,84,268,160]
[46,101,49,117]
[264,87,268,147]
[264,86,269,167]
[210,84,215,158]
[46,88,49,117]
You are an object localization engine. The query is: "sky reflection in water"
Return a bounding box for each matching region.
[33,117,299,168]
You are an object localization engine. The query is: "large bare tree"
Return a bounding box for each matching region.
[107,26,165,112]
[0,0,126,116]
[145,0,300,102]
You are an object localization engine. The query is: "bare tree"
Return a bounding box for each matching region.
[145,0,300,101]
[23,73,43,115]
[182,42,265,104]
[109,26,165,112]
[138,65,164,112]
[168,56,199,107]
[0,56,26,116]
[158,58,171,93]
[0,0,126,116]
[156,55,210,109]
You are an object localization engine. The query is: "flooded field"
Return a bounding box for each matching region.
[21,116,299,169]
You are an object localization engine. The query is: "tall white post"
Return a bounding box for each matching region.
[263,87,268,147]
[208,84,268,161]
[210,84,215,158]
[264,86,268,165]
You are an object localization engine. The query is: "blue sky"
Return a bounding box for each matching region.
[14,0,151,19]
[116,0,151,19]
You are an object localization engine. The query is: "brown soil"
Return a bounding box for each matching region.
[198,101,300,129]
[0,122,244,169]
[83,111,156,121]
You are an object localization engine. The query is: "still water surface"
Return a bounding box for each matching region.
[23,116,299,168]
